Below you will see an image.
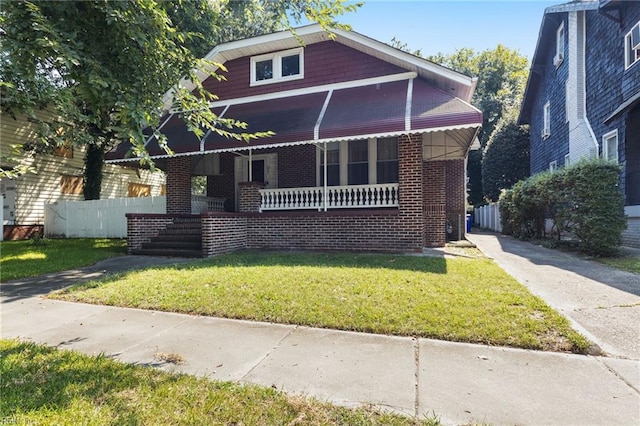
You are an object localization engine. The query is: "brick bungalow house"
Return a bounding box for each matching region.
[106,25,482,257]
[518,0,640,248]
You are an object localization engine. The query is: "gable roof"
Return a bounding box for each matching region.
[519,1,599,125]
[107,25,481,163]
[172,24,478,105]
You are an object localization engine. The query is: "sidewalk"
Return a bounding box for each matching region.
[2,249,640,425]
[466,231,640,360]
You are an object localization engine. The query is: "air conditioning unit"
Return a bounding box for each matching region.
[553,52,564,66]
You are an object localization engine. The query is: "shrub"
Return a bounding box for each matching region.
[500,159,626,256]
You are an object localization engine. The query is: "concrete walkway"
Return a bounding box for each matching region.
[2,244,640,425]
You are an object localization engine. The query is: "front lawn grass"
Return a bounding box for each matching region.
[55,251,589,353]
[0,238,126,282]
[0,339,424,425]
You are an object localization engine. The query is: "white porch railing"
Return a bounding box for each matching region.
[191,195,226,214]
[259,183,399,211]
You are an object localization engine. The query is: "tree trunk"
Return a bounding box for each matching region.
[83,144,104,200]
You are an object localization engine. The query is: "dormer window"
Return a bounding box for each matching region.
[251,47,304,86]
[554,22,565,67]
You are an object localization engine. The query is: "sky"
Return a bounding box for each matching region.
[334,0,562,61]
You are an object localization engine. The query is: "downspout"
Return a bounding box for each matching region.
[248,149,253,182]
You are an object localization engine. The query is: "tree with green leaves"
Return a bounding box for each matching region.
[427,45,529,206]
[482,109,530,201]
[0,0,360,199]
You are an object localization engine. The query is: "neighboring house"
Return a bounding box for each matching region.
[106,24,482,257]
[519,0,640,248]
[1,109,166,240]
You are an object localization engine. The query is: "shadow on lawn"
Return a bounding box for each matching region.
[175,250,449,274]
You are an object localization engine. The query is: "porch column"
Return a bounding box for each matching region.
[423,161,447,247]
[238,181,264,213]
[398,134,426,249]
[166,156,192,214]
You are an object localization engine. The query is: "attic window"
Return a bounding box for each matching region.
[251,47,304,86]
[625,21,640,69]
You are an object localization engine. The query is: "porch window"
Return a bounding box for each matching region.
[320,142,340,186]
[251,47,304,85]
[348,139,369,185]
[625,21,640,69]
[376,137,399,183]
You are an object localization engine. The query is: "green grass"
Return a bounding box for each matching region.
[0,238,126,282]
[597,256,640,274]
[55,251,589,353]
[0,339,427,425]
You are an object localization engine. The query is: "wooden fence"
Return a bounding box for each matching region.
[45,196,166,238]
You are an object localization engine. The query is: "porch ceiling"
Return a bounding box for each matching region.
[105,78,482,163]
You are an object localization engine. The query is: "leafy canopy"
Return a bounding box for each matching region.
[0,0,361,183]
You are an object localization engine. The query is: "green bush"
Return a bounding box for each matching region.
[500,159,627,256]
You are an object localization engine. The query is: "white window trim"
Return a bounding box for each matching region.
[602,129,619,162]
[542,101,551,139]
[250,47,304,86]
[549,161,558,172]
[564,153,571,167]
[624,22,640,70]
[554,22,565,67]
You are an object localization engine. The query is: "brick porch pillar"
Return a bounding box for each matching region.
[238,182,264,212]
[166,156,192,214]
[398,134,425,250]
[423,161,447,247]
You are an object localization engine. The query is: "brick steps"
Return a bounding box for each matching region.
[137,219,203,258]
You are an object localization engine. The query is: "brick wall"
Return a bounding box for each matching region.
[423,161,446,246]
[202,213,248,256]
[166,156,192,214]
[445,159,466,240]
[278,144,316,188]
[207,152,236,211]
[245,210,419,252]
[398,134,426,248]
[126,214,175,253]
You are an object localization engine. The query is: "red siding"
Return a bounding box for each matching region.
[204,41,407,100]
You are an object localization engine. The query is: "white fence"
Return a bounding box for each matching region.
[474,202,502,233]
[259,183,399,211]
[45,196,167,238]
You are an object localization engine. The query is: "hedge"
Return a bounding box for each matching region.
[499,159,627,256]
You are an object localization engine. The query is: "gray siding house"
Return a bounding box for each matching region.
[519,0,640,248]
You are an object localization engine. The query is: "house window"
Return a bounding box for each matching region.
[318,138,399,186]
[542,102,551,139]
[376,138,399,184]
[60,175,83,195]
[251,48,303,86]
[348,139,369,185]
[128,183,151,197]
[602,130,619,162]
[554,22,565,66]
[53,144,73,159]
[564,153,571,167]
[625,21,640,69]
[320,142,340,186]
[549,161,558,172]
